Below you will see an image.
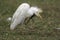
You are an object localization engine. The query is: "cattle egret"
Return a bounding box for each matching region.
[10,3,43,30]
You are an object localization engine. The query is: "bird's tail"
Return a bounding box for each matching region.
[10,19,18,30]
[10,15,25,30]
[10,23,16,30]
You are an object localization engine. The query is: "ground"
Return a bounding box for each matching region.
[0,0,60,40]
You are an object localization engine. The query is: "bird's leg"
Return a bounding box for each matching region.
[24,17,30,25]
[24,15,35,24]
[21,18,25,25]
[30,14,35,22]
[30,14,35,23]
[31,17,34,23]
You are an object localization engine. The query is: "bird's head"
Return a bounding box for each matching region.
[31,7,43,19]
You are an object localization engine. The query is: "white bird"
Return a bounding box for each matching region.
[10,3,43,30]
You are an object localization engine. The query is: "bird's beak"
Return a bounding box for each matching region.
[35,8,43,19]
[35,13,42,19]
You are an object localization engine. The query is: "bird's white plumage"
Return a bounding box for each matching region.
[26,7,41,17]
[10,3,43,30]
[10,3,30,30]
[12,3,30,22]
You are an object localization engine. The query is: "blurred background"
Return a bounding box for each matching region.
[0,0,60,40]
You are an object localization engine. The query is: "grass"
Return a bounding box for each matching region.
[0,0,60,40]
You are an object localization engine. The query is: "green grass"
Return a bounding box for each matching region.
[0,0,60,40]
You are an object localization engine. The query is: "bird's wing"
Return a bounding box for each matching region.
[11,6,22,22]
[10,13,25,30]
[12,3,30,22]
[10,3,30,30]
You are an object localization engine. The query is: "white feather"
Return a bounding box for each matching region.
[10,3,30,30]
